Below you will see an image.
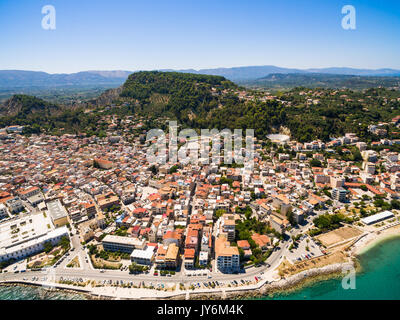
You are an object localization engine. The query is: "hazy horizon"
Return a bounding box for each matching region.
[1,65,400,75]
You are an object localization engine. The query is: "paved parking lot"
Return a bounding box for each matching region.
[285,236,323,263]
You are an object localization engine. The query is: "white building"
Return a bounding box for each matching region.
[0,213,69,262]
[330,176,345,189]
[332,187,348,203]
[363,162,376,175]
[102,235,146,253]
[361,211,395,225]
[0,204,9,219]
[130,245,155,265]
[6,197,24,214]
[199,251,209,266]
[215,236,240,273]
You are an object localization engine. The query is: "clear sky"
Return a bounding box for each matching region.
[0,0,399,73]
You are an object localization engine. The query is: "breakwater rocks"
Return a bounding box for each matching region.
[251,262,354,299]
[0,282,100,300]
[171,262,355,300]
[0,261,355,300]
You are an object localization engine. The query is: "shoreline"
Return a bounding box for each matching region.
[0,225,399,300]
[0,262,355,301]
[352,226,400,257]
[170,261,356,300]
[0,282,101,300]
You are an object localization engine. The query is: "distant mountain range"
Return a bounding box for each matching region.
[244,73,400,90]
[164,66,400,81]
[0,70,133,89]
[0,66,399,90]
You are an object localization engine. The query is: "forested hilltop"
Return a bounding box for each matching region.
[0,71,399,142]
[118,71,237,120]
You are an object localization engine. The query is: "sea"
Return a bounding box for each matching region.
[0,236,399,300]
[0,285,87,300]
[257,236,400,300]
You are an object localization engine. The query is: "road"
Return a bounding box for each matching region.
[1,241,290,287]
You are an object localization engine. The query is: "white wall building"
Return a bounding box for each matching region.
[0,213,69,262]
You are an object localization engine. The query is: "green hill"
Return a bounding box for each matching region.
[1,94,60,116]
[1,72,399,143]
[118,71,237,121]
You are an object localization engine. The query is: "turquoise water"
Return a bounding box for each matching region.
[0,285,87,300]
[1,237,400,300]
[259,236,400,300]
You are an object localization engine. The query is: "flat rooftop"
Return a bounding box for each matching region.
[131,246,155,260]
[0,212,54,250]
[103,235,145,247]
[361,211,395,225]
[47,200,68,220]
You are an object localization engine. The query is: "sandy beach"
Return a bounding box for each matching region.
[352,225,400,256]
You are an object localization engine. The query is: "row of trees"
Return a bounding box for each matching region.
[129,262,149,274]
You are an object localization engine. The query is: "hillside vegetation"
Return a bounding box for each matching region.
[1,95,60,116]
[0,72,399,143]
[119,71,237,121]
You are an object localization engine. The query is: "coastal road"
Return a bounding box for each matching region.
[0,236,290,288]
[1,245,289,286]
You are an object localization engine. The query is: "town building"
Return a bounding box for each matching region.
[0,213,69,262]
[130,245,156,265]
[47,199,69,227]
[215,236,240,273]
[332,187,348,203]
[102,235,146,253]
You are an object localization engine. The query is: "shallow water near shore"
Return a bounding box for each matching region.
[1,236,400,300]
[0,285,87,300]
[256,236,400,300]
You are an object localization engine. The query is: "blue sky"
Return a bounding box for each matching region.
[0,0,399,73]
